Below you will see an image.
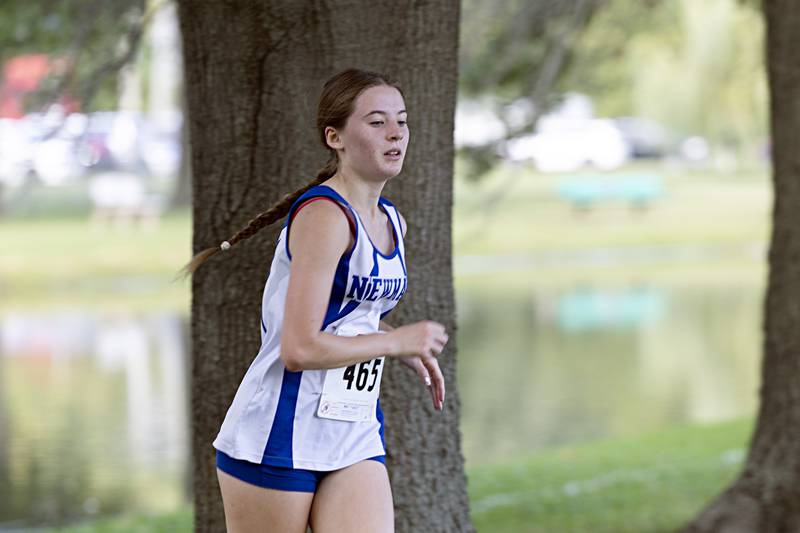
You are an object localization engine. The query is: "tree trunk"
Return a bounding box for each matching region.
[682,2,800,531]
[177,2,471,532]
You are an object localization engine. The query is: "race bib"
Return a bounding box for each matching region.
[316,325,385,422]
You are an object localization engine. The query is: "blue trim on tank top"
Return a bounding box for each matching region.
[283,185,401,262]
[262,369,302,466]
[283,185,360,261]
[322,252,362,329]
[377,398,385,449]
[383,204,407,275]
[319,185,400,260]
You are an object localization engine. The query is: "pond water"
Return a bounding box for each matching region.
[0,266,763,528]
[457,280,761,463]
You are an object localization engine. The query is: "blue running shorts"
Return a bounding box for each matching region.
[215,449,386,493]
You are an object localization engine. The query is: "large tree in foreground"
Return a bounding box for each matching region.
[684,1,800,531]
[177,2,471,532]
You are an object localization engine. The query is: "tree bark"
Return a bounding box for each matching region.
[682,2,800,531]
[177,2,471,532]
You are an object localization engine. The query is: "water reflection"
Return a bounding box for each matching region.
[0,311,189,528]
[456,282,762,463]
[0,278,763,526]
[556,286,665,332]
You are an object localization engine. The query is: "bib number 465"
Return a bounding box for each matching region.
[342,359,382,392]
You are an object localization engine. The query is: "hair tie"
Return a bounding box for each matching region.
[220,241,231,251]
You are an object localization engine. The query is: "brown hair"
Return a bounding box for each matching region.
[180,68,403,277]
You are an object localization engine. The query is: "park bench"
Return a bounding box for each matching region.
[555,173,664,210]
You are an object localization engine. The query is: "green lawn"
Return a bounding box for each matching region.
[48,508,194,533]
[453,161,770,256]
[1,163,771,310]
[0,208,192,312]
[48,418,752,533]
[468,418,752,533]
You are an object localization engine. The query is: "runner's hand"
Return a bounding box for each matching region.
[399,355,446,411]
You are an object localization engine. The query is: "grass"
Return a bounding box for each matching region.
[47,507,193,532]
[453,161,770,256]
[1,163,771,311]
[45,418,752,532]
[0,208,192,313]
[468,418,752,533]
[0,208,191,282]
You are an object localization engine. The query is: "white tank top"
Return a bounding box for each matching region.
[212,185,408,470]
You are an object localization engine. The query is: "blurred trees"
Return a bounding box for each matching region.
[460,0,601,101]
[0,0,147,112]
[2,0,767,185]
[459,0,767,178]
[573,0,767,162]
[0,1,189,210]
[458,0,604,179]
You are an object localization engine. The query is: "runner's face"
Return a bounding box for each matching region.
[335,85,409,181]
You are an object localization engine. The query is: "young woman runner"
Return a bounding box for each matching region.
[184,68,449,533]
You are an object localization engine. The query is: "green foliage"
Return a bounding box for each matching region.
[460,0,603,101]
[566,0,767,156]
[459,0,767,177]
[0,0,147,111]
[457,0,606,181]
[564,0,674,117]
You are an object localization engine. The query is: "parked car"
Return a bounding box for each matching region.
[0,118,34,187]
[27,110,88,186]
[613,117,670,159]
[507,118,631,172]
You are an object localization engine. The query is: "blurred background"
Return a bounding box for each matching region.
[0,0,768,530]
